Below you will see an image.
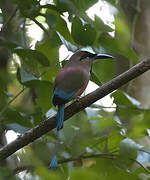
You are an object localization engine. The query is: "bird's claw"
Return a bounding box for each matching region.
[76,96,81,102]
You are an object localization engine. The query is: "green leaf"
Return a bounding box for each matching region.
[0,70,10,109]
[14,49,50,67]
[0,15,3,24]
[14,0,41,18]
[99,32,138,62]
[90,71,102,86]
[7,123,29,134]
[25,80,53,114]
[108,131,124,151]
[70,169,100,180]
[3,108,33,128]
[109,138,138,170]
[134,166,150,175]
[17,67,37,84]
[129,111,150,138]
[35,31,61,81]
[46,13,57,28]
[115,17,131,43]
[55,13,74,43]
[32,111,44,126]
[54,0,98,13]
[36,81,53,113]
[32,141,52,162]
[123,92,141,106]
[53,0,75,13]
[46,10,74,43]
[92,58,115,82]
[98,115,115,130]
[41,4,62,14]
[119,138,138,159]
[71,0,98,11]
[0,167,14,178]
[111,91,142,120]
[36,31,61,64]
[0,39,20,49]
[94,15,114,33]
[111,90,135,106]
[36,166,61,180]
[112,90,141,107]
[57,32,77,52]
[21,79,53,113]
[17,67,53,113]
[71,16,96,46]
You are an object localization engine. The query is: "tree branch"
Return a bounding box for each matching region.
[0,57,150,161]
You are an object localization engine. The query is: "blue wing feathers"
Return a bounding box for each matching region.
[52,89,77,130]
[52,89,77,105]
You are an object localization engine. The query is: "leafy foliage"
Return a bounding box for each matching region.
[0,0,149,179]
[71,16,96,46]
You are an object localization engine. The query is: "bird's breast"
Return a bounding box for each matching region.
[54,66,90,93]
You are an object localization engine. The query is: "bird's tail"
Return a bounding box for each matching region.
[50,104,65,170]
[57,104,65,131]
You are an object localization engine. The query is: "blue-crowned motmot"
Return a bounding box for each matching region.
[50,50,112,170]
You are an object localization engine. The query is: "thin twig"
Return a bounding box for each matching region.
[60,154,150,175]
[130,158,150,174]
[58,153,116,164]
[31,18,49,37]
[0,87,26,115]
[59,153,150,175]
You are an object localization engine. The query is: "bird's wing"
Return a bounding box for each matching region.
[52,66,89,106]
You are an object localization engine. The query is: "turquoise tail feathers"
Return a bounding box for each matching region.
[57,104,65,131]
[49,104,64,170]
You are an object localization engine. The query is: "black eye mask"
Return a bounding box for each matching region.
[80,51,97,61]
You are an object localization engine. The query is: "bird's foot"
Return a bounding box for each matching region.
[76,96,81,102]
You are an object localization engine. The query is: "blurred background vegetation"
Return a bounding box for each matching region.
[0,0,150,179]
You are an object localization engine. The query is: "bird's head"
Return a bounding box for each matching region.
[65,50,113,74]
[69,50,113,63]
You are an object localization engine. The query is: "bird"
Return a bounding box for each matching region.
[50,50,113,170]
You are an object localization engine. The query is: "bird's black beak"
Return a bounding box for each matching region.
[94,54,113,60]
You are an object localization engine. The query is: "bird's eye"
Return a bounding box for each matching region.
[80,54,90,61]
